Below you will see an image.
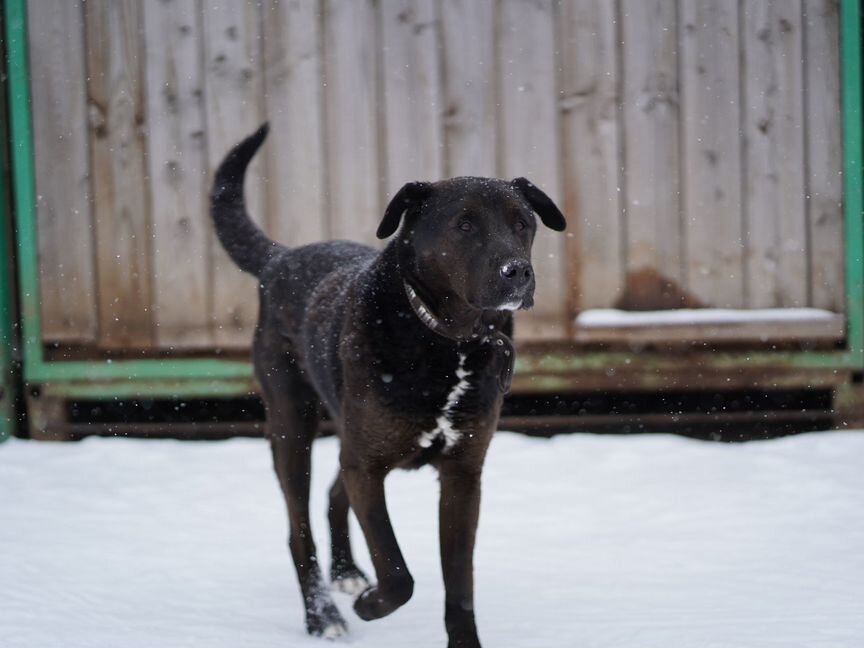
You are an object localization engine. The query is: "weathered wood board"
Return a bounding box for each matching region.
[742,0,808,308]
[680,0,744,308]
[143,0,211,348]
[498,0,566,340]
[804,0,844,311]
[439,0,497,177]
[261,0,328,248]
[27,0,97,343]
[27,0,847,354]
[558,0,622,312]
[621,0,683,299]
[201,1,267,348]
[323,0,381,246]
[380,0,444,196]
[86,0,153,348]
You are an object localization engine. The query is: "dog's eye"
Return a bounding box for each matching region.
[515,220,527,232]
[458,221,473,232]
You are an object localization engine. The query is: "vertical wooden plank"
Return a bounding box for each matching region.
[804,0,844,311]
[498,0,566,340]
[86,0,153,348]
[324,0,380,245]
[143,0,212,348]
[742,0,807,307]
[621,0,683,296]
[202,0,266,347]
[261,0,328,247]
[680,0,744,308]
[380,0,444,197]
[440,0,497,177]
[558,0,622,312]
[27,0,97,343]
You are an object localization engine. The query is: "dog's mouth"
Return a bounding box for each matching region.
[497,300,523,311]
[495,290,534,311]
[466,284,534,312]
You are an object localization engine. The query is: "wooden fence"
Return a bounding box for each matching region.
[27,0,843,352]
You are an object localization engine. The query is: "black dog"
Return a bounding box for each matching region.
[211,125,565,647]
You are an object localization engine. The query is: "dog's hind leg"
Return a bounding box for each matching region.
[258,347,347,638]
[327,471,370,594]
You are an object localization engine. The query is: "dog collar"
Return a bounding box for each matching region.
[403,281,515,394]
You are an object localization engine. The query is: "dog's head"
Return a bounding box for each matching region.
[377,176,566,311]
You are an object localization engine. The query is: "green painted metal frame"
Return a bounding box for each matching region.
[2,0,863,402]
[0,7,17,440]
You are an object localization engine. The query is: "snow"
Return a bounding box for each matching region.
[576,307,841,328]
[2,430,864,648]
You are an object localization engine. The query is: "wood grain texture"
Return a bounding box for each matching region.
[680,0,744,308]
[28,0,97,342]
[440,0,497,177]
[262,0,328,247]
[558,0,622,312]
[804,0,844,311]
[86,0,153,348]
[26,0,848,354]
[202,0,267,347]
[620,0,682,288]
[324,0,381,245]
[742,0,807,307]
[143,0,211,348]
[380,0,444,196]
[498,0,566,340]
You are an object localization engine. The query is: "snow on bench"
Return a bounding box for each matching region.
[574,308,845,343]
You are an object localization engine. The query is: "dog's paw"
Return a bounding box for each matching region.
[319,620,348,641]
[353,586,382,621]
[308,617,348,641]
[306,599,348,640]
[332,570,370,596]
[353,579,414,621]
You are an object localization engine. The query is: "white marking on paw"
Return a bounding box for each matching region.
[321,621,348,640]
[418,353,472,451]
[332,575,369,596]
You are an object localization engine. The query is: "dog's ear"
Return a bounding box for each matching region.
[377,182,432,239]
[510,177,567,231]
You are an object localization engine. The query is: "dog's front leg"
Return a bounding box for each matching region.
[439,464,483,648]
[341,461,414,621]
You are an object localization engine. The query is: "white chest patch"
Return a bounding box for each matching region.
[418,353,472,451]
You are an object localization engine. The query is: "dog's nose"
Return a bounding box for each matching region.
[499,259,533,286]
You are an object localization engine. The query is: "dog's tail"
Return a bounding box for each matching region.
[210,123,281,277]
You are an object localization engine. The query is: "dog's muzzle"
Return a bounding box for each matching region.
[499,259,532,286]
[497,259,534,310]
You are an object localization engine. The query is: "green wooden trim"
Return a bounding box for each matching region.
[39,377,258,400]
[25,357,253,382]
[513,349,862,374]
[842,0,864,363]
[4,0,42,383]
[0,6,18,441]
[20,347,862,384]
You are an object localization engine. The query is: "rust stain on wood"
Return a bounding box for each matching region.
[615,267,705,311]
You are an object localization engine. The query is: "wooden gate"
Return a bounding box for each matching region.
[28,0,844,355]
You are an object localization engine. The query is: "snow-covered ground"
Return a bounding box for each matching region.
[2,431,863,648]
